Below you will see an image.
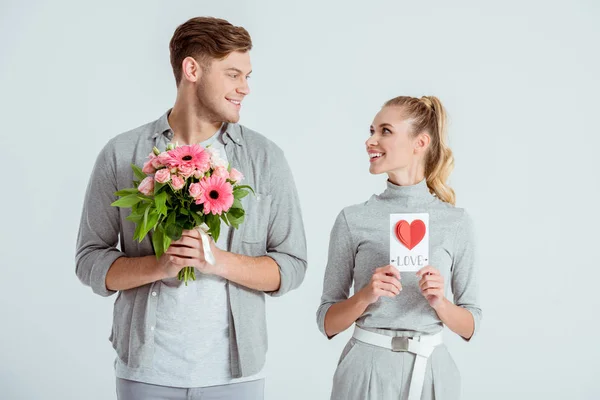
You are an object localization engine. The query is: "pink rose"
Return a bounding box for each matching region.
[171,175,185,191]
[194,169,205,179]
[151,157,164,169]
[229,168,244,183]
[138,177,155,196]
[142,159,156,174]
[155,168,171,184]
[213,166,230,179]
[158,152,174,167]
[178,164,195,179]
[189,182,203,198]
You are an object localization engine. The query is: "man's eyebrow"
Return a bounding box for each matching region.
[225,67,252,75]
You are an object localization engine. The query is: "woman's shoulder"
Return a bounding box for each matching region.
[428,199,474,240]
[332,195,381,227]
[339,194,379,213]
[430,196,470,217]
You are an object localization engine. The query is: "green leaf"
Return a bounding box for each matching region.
[126,213,144,224]
[140,210,160,239]
[137,194,154,203]
[111,194,142,208]
[132,164,146,181]
[233,185,255,195]
[220,213,230,226]
[206,213,220,242]
[231,198,243,209]
[228,215,244,229]
[155,192,168,216]
[154,181,166,195]
[152,226,165,258]
[163,230,172,252]
[235,214,245,227]
[233,188,250,200]
[133,220,144,241]
[191,211,204,227]
[166,223,183,241]
[228,208,245,219]
[142,204,151,234]
[135,201,151,217]
[226,204,246,229]
[176,214,190,228]
[115,188,139,197]
[167,211,176,226]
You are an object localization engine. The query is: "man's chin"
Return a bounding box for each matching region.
[224,113,240,124]
[225,115,240,124]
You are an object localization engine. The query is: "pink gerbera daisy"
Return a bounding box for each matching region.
[195,176,234,215]
[159,144,210,172]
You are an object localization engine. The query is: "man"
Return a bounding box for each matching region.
[76,16,307,400]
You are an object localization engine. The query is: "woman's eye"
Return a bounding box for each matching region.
[382,128,391,134]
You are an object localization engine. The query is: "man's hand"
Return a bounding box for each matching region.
[163,229,223,276]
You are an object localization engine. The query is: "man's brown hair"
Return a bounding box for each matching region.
[169,17,252,86]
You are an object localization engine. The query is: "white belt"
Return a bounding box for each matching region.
[352,326,443,400]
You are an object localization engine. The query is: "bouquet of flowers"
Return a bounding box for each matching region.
[111,143,253,284]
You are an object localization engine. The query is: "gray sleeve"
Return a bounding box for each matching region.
[316,210,355,339]
[450,210,482,341]
[263,147,307,297]
[75,142,124,297]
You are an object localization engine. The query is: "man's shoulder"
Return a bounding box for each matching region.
[236,124,284,155]
[106,120,156,149]
[97,119,159,164]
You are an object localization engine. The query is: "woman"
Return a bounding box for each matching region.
[317,96,481,400]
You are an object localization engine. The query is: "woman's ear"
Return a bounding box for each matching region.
[414,132,431,154]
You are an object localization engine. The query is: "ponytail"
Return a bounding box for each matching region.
[383,95,456,205]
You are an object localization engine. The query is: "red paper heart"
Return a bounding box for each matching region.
[395,219,426,250]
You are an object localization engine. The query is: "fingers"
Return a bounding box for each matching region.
[166,246,199,259]
[376,287,397,298]
[416,265,439,277]
[419,274,443,291]
[168,255,191,266]
[377,265,401,279]
[378,275,402,292]
[371,266,401,291]
[422,288,443,298]
[182,229,200,239]
[376,281,401,296]
[170,235,201,249]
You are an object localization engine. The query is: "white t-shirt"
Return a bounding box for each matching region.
[115,125,265,387]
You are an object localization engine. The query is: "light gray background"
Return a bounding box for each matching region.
[1,0,598,399]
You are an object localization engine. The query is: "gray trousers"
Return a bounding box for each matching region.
[116,378,265,400]
[331,338,461,400]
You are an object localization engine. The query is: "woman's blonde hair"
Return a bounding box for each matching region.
[383,96,456,205]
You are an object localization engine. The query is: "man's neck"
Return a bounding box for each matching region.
[168,102,223,145]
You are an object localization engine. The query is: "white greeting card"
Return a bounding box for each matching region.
[389,213,429,272]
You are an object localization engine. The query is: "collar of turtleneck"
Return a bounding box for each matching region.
[377,178,435,207]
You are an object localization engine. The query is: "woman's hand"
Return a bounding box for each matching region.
[417,265,446,309]
[357,265,402,305]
